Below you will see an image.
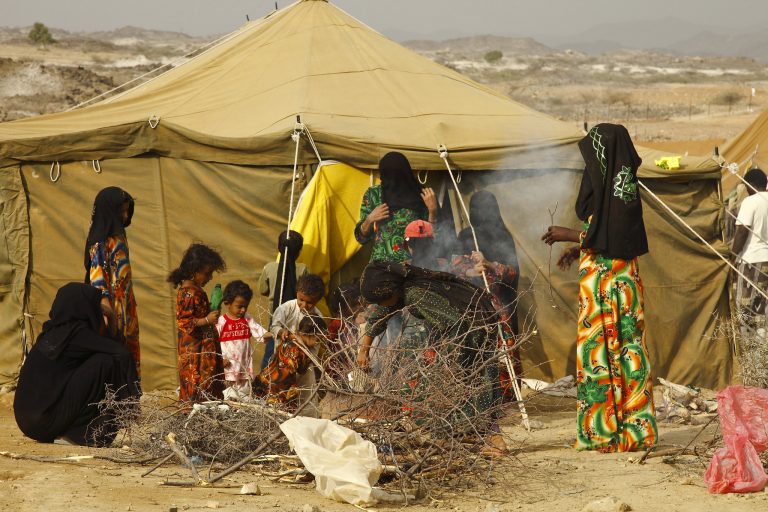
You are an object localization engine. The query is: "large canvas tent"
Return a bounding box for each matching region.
[0,0,734,390]
[721,108,768,191]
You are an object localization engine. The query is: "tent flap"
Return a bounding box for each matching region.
[0,165,29,383]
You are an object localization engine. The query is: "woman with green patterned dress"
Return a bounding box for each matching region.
[355,152,438,373]
[542,123,657,453]
[355,152,437,262]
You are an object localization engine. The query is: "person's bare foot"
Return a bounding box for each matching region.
[480,433,509,458]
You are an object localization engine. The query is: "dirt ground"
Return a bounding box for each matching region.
[1,390,766,512]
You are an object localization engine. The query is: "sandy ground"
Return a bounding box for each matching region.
[1,390,766,512]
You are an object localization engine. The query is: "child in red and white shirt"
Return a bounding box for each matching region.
[215,280,271,400]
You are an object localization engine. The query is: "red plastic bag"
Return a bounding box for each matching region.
[704,386,768,493]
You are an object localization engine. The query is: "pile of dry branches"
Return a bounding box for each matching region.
[104,303,528,495]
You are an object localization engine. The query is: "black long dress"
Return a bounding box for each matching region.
[14,283,140,447]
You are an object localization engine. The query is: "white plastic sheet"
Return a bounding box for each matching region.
[279,417,382,505]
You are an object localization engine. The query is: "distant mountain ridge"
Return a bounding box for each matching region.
[0,25,211,46]
[2,20,766,62]
[404,35,555,57]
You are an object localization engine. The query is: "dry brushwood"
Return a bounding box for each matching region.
[103,294,531,496]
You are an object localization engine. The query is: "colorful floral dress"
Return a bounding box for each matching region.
[354,185,427,263]
[175,285,224,403]
[88,235,140,375]
[445,255,522,401]
[575,243,657,452]
[252,340,312,406]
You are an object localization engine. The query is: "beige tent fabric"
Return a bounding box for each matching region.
[0,0,735,389]
[0,0,583,171]
[18,157,299,390]
[636,146,724,181]
[0,167,29,384]
[721,108,768,192]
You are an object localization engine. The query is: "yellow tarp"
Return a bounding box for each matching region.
[290,161,371,283]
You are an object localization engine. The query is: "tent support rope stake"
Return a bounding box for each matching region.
[437,144,531,431]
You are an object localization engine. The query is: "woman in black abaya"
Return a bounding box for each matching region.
[14,283,140,447]
[458,191,522,399]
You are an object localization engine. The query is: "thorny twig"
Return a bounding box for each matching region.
[547,201,559,309]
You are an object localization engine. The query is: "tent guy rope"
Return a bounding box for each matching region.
[277,117,304,307]
[437,144,530,431]
[638,180,768,302]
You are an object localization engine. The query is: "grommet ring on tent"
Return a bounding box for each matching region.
[92,160,102,174]
[148,115,160,128]
[417,170,428,184]
[49,161,61,182]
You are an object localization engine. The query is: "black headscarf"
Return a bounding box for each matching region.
[460,190,519,271]
[360,261,496,321]
[84,187,134,271]
[271,230,304,314]
[575,123,648,260]
[379,152,424,213]
[35,283,103,361]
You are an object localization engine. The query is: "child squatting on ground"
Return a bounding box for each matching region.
[215,280,272,400]
[253,314,327,409]
[268,273,325,416]
[168,243,227,404]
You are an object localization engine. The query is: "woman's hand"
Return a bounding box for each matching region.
[100,298,117,339]
[557,246,581,271]
[367,204,390,223]
[541,225,582,245]
[356,348,370,369]
[470,250,486,264]
[356,335,373,369]
[361,203,390,236]
[206,310,219,325]
[421,188,438,221]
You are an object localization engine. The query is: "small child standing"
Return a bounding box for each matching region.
[254,315,327,407]
[168,243,226,404]
[215,280,272,400]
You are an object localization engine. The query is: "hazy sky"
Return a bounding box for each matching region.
[3,0,767,39]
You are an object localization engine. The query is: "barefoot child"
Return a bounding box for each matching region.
[215,280,272,400]
[253,314,326,407]
[168,243,226,404]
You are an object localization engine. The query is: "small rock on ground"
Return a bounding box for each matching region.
[581,497,632,512]
[240,483,262,495]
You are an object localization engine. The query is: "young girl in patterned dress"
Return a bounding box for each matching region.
[85,187,141,377]
[168,244,226,404]
[542,123,657,453]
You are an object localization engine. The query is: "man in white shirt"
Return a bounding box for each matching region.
[733,168,768,322]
